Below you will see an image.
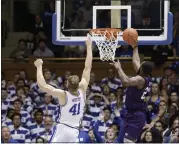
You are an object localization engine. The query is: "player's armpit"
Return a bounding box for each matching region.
[123,76,145,88]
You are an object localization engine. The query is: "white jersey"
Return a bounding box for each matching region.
[59,89,85,127]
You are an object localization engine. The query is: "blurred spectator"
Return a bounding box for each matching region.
[1,126,18,143]
[33,39,54,57]
[89,72,102,93]
[10,39,31,60]
[11,113,31,143]
[32,15,46,35]
[29,109,45,142]
[39,116,54,142]
[101,68,122,91]
[39,93,57,117]
[26,33,36,54]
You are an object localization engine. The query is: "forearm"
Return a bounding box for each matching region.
[132,47,141,72]
[150,109,164,126]
[117,67,130,85]
[37,66,47,88]
[85,45,93,69]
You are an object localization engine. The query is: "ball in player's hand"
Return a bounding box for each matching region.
[34,59,43,67]
[122,28,138,46]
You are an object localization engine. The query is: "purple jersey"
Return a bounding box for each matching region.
[125,77,151,111]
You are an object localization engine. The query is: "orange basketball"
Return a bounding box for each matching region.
[122,28,138,45]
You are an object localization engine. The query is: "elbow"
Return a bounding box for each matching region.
[121,79,130,87]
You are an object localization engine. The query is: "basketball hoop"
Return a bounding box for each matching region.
[89,28,122,61]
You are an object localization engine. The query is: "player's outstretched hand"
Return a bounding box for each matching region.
[34,59,43,67]
[85,34,92,48]
[110,60,121,70]
[131,38,138,49]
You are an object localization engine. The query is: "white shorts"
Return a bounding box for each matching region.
[50,123,79,143]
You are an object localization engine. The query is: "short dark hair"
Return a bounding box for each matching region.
[34,109,44,117]
[13,99,23,105]
[103,106,112,113]
[139,61,154,76]
[11,113,22,121]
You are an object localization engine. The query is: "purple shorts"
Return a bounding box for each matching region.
[123,111,146,141]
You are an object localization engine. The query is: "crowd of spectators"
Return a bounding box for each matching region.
[1,0,179,143]
[1,61,179,143]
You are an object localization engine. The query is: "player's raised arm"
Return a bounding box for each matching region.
[34,59,66,105]
[79,34,93,95]
[110,60,145,88]
[132,41,141,73]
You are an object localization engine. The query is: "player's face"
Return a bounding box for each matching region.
[109,93,116,102]
[170,92,178,102]
[151,83,159,94]
[88,130,95,140]
[2,127,10,140]
[145,132,152,142]
[44,71,51,80]
[67,75,79,89]
[106,128,115,140]
[155,122,163,132]
[13,115,21,127]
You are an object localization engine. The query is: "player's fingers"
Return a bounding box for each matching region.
[109,63,114,65]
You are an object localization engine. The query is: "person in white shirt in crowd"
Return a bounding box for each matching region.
[29,109,45,142]
[39,116,54,142]
[10,113,31,143]
[101,68,122,92]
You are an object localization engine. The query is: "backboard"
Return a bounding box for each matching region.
[52,0,173,45]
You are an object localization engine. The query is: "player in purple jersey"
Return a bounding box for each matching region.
[110,41,154,142]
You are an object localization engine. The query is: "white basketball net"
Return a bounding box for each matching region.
[90,29,121,61]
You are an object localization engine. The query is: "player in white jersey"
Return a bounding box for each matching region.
[34,35,93,143]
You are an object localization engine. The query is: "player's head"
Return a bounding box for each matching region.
[67,75,80,90]
[138,61,153,77]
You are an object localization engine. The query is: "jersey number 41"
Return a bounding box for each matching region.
[69,103,80,115]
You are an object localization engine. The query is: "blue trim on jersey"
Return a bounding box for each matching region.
[49,125,57,143]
